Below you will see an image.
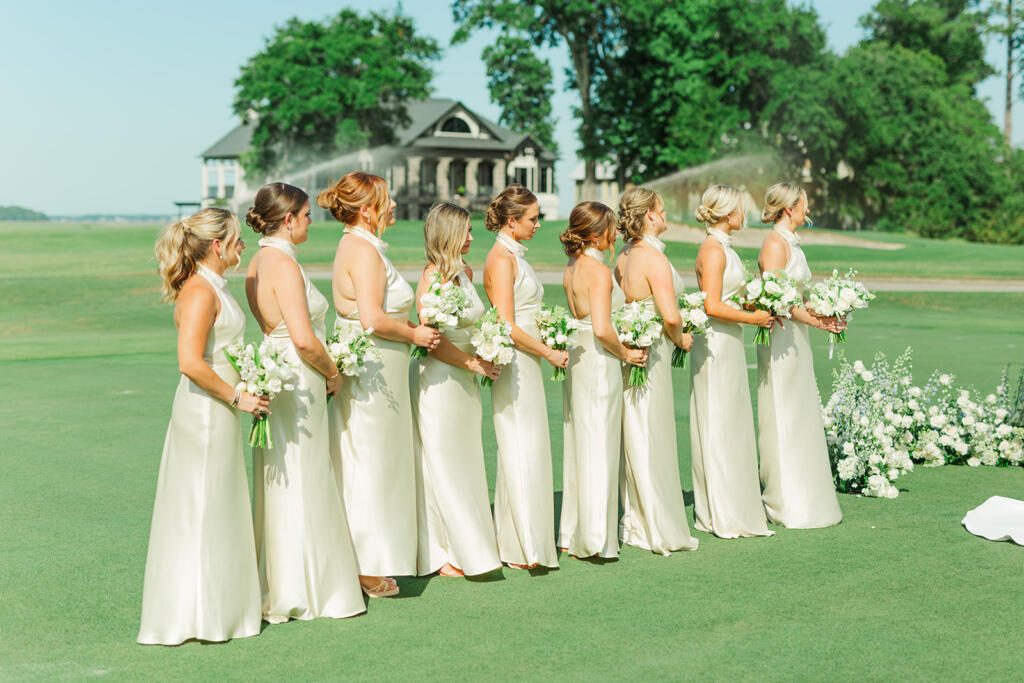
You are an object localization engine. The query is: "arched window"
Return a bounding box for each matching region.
[440,116,471,134]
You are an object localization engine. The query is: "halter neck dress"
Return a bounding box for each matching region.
[329,226,418,576]
[757,226,842,528]
[558,247,627,558]
[138,265,261,644]
[689,228,774,539]
[252,237,365,623]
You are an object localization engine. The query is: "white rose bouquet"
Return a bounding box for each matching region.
[535,304,579,381]
[672,290,710,368]
[745,270,803,346]
[326,325,380,378]
[413,271,469,358]
[612,302,663,388]
[223,340,299,448]
[471,307,515,387]
[807,268,875,346]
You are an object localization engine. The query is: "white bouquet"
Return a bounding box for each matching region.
[413,271,469,358]
[745,270,803,346]
[471,307,515,387]
[224,340,299,448]
[326,325,380,378]
[807,268,875,346]
[612,302,663,388]
[535,304,579,381]
[672,290,710,368]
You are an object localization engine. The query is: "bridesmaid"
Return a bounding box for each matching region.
[245,182,366,622]
[690,184,775,539]
[613,186,699,556]
[140,209,266,645]
[559,201,646,559]
[757,183,843,528]
[320,172,440,595]
[484,184,564,570]
[412,202,502,578]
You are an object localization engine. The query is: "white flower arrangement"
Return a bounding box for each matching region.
[744,269,803,346]
[671,290,709,368]
[413,271,469,358]
[807,268,875,346]
[535,304,579,381]
[326,325,380,378]
[471,307,515,387]
[223,340,299,448]
[612,301,663,388]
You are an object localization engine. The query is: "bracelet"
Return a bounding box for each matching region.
[327,372,340,382]
[230,389,241,408]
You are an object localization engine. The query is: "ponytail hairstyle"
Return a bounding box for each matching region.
[484,184,538,232]
[560,201,616,256]
[695,184,746,229]
[616,185,663,241]
[245,182,308,236]
[424,202,472,283]
[761,182,806,225]
[154,208,240,301]
[317,172,391,233]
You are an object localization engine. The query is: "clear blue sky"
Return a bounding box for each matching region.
[0,0,1019,216]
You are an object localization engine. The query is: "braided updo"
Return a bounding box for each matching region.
[695,184,745,228]
[560,201,616,256]
[616,186,662,241]
[316,172,390,231]
[761,182,805,225]
[245,182,308,235]
[485,184,537,232]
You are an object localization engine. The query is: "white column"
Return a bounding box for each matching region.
[407,156,422,193]
[466,158,480,197]
[494,159,507,190]
[437,157,452,200]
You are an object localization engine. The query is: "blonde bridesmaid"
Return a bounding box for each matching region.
[412,202,502,578]
[614,186,699,555]
[320,172,441,595]
[245,182,366,622]
[559,202,646,559]
[484,184,564,570]
[690,184,775,539]
[139,209,266,645]
[757,183,843,528]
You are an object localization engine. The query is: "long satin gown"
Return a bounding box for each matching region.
[138,265,261,645]
[412,267,502,576]
[757,226,842,528]
[559,247,625,558]
[689,228,774,539]
[252,237,365,624]
[489,232,558,568]
[619,234,699,555]
[330,226,417,577]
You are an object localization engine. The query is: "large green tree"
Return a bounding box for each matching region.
[988,0,1023,143]
[234,9,440,176]
[482,36,558,151]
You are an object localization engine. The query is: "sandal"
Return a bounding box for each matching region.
[360,577,399,598]
[439,563,464,577]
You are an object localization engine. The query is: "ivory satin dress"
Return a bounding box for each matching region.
[489,232,558,568]
[252,237,365,624]
[412,268,501,576]
[757,226,842,528]
[330,226,418,577]
[558,248,625,558]
[618,235,699,555]
[689,228,774,539]
[138,265,261,645]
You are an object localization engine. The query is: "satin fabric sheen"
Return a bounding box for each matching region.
[689,229,774,539]
[489,233,558,568]
[619,238,699,554]
[412,268,501,575]
[252,238,365,623]
[138,266,262,645]
[558,248,626,558]
[757,227,842,528]
[329,226,418,576]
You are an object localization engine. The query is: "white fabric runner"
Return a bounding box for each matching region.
[962,496,1024,546]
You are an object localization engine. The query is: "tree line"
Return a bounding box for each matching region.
[234,1,1023,243]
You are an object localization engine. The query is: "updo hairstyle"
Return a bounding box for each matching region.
[761,182,806,225]
[245,182,308,235]
[154,208,240,301]
[695,184,745,227]
[560,201,616,256]
[616,185,662,241]
[424,201,472,283]
[317,172,391,232]
[485,184,538,232]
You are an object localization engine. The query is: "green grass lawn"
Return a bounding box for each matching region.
[2,223,1024,679]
